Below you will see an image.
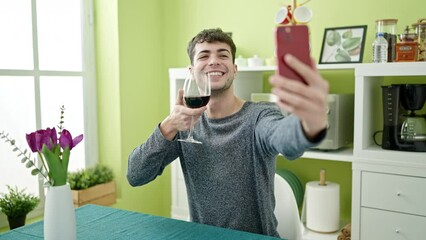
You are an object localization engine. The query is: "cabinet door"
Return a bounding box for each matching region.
[361,171,426,216]
[361,208,426,240]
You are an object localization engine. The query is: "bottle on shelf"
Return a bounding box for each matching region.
[372,33,389,63]
[375,19,398,62]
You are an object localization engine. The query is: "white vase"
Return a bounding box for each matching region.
[44,184,77,240]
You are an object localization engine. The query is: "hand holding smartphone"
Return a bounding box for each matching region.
[275,25,312,84]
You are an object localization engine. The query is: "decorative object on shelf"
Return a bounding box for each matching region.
[235,55,248,67]
[68,164,116,207]
[274,0,312,25]
[380,18,426,63]
[0,185,40,230]
[0,106,83,240]
[302,169,340,233]
[319,25,367,64]
[247,55,264,67]
[395,25,418,62]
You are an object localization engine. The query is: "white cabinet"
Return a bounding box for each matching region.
[359,172,426,240]
[351,62,426,240]
[168,62,426,240]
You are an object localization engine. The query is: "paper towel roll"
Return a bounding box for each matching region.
[304,181,340,233]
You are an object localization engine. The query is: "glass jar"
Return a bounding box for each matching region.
[376,19,398,62]
[412,18,426,61]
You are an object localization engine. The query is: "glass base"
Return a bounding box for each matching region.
[178,138,202,144]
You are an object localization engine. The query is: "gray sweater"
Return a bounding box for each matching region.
[127,102,319,238]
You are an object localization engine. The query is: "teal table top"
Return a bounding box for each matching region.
[0,204,282,240]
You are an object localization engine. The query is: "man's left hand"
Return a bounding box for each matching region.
[269,54,329,141]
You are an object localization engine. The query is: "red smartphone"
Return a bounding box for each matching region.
[275,25,312,84]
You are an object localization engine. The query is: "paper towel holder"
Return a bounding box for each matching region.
[301,168,341,233]
[319,168,326,186]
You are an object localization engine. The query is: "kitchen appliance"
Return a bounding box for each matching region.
[251,93,354,150]
[381,84,426,152]
[311,94,354,150]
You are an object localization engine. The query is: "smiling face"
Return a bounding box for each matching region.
[191,41,237,94]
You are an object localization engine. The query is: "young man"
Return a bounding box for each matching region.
[127,28,329,237]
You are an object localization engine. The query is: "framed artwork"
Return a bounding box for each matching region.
[319,25,367,64]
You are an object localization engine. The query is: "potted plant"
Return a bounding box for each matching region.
[0,185,40,229]
[68,164,116,207]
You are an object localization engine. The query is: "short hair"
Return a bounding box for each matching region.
[187,28,236,65]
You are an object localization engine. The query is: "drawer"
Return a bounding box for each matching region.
[360,207,426,240]
[361,171,426,216]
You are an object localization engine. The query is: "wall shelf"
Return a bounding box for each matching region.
[303,147,354,162]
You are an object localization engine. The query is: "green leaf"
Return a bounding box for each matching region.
[335,50,351,62]
[31,169,40,175]
[25,161,34,168]
[342,30,353,39]
[13,147,18,152]
[21,157,28,163]
[342,37,361,51]
[42,145,67,186]
[326,30,341,46]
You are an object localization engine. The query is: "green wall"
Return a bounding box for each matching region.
[95,0,170,216]
[95,0,426,221]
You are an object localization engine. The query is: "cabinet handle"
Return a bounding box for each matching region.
[395,229,400,234]
[396,192,401,196]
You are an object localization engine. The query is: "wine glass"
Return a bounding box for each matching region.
[178,70,211,144]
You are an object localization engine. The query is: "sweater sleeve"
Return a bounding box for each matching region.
[127,125,180,186]
[255,106,321,160]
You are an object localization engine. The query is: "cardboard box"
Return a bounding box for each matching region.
[72,181,116,207]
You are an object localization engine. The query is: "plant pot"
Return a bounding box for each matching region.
[71,181,116,207]
[7,215,26,229]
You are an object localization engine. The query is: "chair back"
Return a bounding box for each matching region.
[274,173,302,240]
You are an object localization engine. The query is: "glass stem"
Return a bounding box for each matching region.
[188,116,195,140]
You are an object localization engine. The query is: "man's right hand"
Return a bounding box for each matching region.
[159,89,207,141]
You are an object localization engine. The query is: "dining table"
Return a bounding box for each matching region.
[0,204,283,239]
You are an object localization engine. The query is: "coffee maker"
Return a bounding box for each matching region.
[381,84,426,152]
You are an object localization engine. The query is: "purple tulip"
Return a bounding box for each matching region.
[26,127,58,152]
[59,129,83,150]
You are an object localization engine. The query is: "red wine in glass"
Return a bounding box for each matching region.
[184,96,210,108]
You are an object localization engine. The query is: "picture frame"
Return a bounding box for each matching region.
[319,25,367,64]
